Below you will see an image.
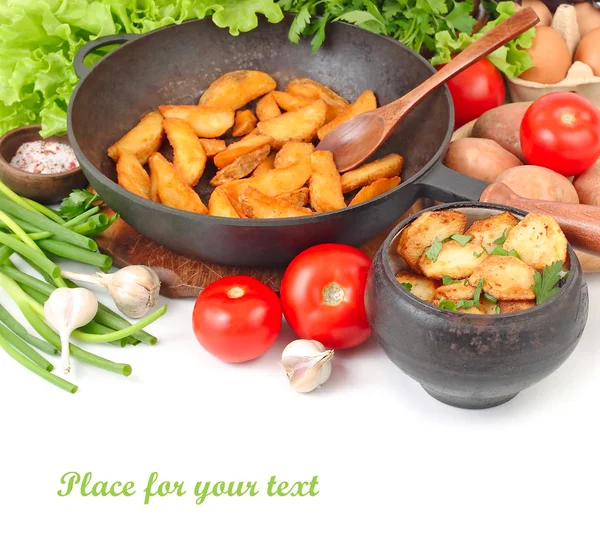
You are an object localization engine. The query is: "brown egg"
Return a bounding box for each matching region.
[520,0,552,26]
[519,26,572,84]
[575,27,600,77]
[575,3,600,37]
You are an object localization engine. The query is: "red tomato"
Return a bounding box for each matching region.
[192,276,281,363]
[441,58,506,129]
[280,244,372,350]
[520,92,600,177]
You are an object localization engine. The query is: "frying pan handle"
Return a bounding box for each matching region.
[417,163,487,203]
[74,34,138,79]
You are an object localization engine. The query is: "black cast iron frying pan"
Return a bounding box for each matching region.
[66,16,503,267]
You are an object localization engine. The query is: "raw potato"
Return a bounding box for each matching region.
[159,105,234,138]
[279,188,310,207]
[208,186,241,218]
[397,210,467,272]
[210,145,271,186]
[471,102,532,161]
[232,110,258,137]
[468,256,536,301]
[574,160,600,206]
[163,118,207,187]
[317,90,377,140]
[349,177,401,206]
[418,241,487,280]
[214,135,272,169]
[198,138,226,157]
[433,283,475,305]
[395,272,436,302]
[465,211,519,254]
[149,153,208,214]
[503,213,568,270]
[257,100,327,147]
[198,70,276,110]
[493,166,579,203]
[253,153,276,176]
[239,187,312,219]
[309,151,346,212]
[107,110,164,164]
[341,154,403,193]
[255,92,281,121]
[116,152,151,199]
[274,142,315,169]
[499,300,536,314]
[444,138,522,183]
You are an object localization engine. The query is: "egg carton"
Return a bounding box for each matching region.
[508,4,600,106]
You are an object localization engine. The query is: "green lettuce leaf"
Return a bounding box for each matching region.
[0,0,283,138]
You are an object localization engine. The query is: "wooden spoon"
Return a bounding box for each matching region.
[317,8,540,172]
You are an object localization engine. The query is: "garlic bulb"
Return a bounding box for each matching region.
[280,339,333,393]
[61,265,160,318]
[44,288,98,375]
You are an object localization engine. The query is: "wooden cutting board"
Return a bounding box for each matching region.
[95,202,423,298]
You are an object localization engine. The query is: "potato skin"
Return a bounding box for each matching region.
[397,210,467,272]
[471,102,532,161]
[444,138,522,183]
[493,165,579,204]
[468,256,536,301]
[395,272,436,303]
[418,240,487,280]
[465,211,519,254]
[503,213,568,270]
[573,160,600,206]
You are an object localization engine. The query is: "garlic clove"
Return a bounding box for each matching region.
[106,265,160,319]
[280,339,334,393]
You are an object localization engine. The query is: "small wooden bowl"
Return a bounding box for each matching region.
[0,125,88,204]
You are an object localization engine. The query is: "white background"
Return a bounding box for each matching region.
[1,260,599,548]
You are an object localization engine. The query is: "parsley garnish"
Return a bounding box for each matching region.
[400,282,413,292]
[450,234,473,247]
[490,246,520,259]
[495,304,501,314]
[58,189,99,221]
[438,298,457,311]
[532,261,563,305]
[493,229,509,245]
[441,275,463,285]
[483,293,498,303]
[425,237,443,263]
[473,248,486,258]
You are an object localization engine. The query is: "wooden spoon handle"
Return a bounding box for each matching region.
[481,182,600,256]
[381,8,539,127]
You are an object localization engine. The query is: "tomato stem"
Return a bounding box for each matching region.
[227,286,245,299]
[322,282,345,306]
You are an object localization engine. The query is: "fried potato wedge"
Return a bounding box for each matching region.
[239,187,312,219]
[227,162,312,201]
[317,90,377,140]
[397,210,467,272]
[159,105,234,138]
[503,213,568,270]
[419,241,487,280]
[107,110,164,164]
[199,70,276,110]
[433,283,475,305]
[309,151,346,212]
[116,152,151,199]
[468,256,536,301]
[465,211,519,254]
[198,138,226,157]
[208,186,241,218]
[272,91,315,112]
[253,153,276,176]
[341,154,403,193]
[149,158,160,203]
[163,118,207,187]
[148,153,208,214]
[274,142,315,169]
[349,176,401,206]
[210,144,271,187]
[285,78,349,111]
[232,109,258,137]
[395,272,436,303]
[499,300,536,314]
[256,92,281,121]
[257,100,327,147]
[460,307,484,315]
[479,299,500,314]
[279,187,310,207]
[214,135,272,169]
